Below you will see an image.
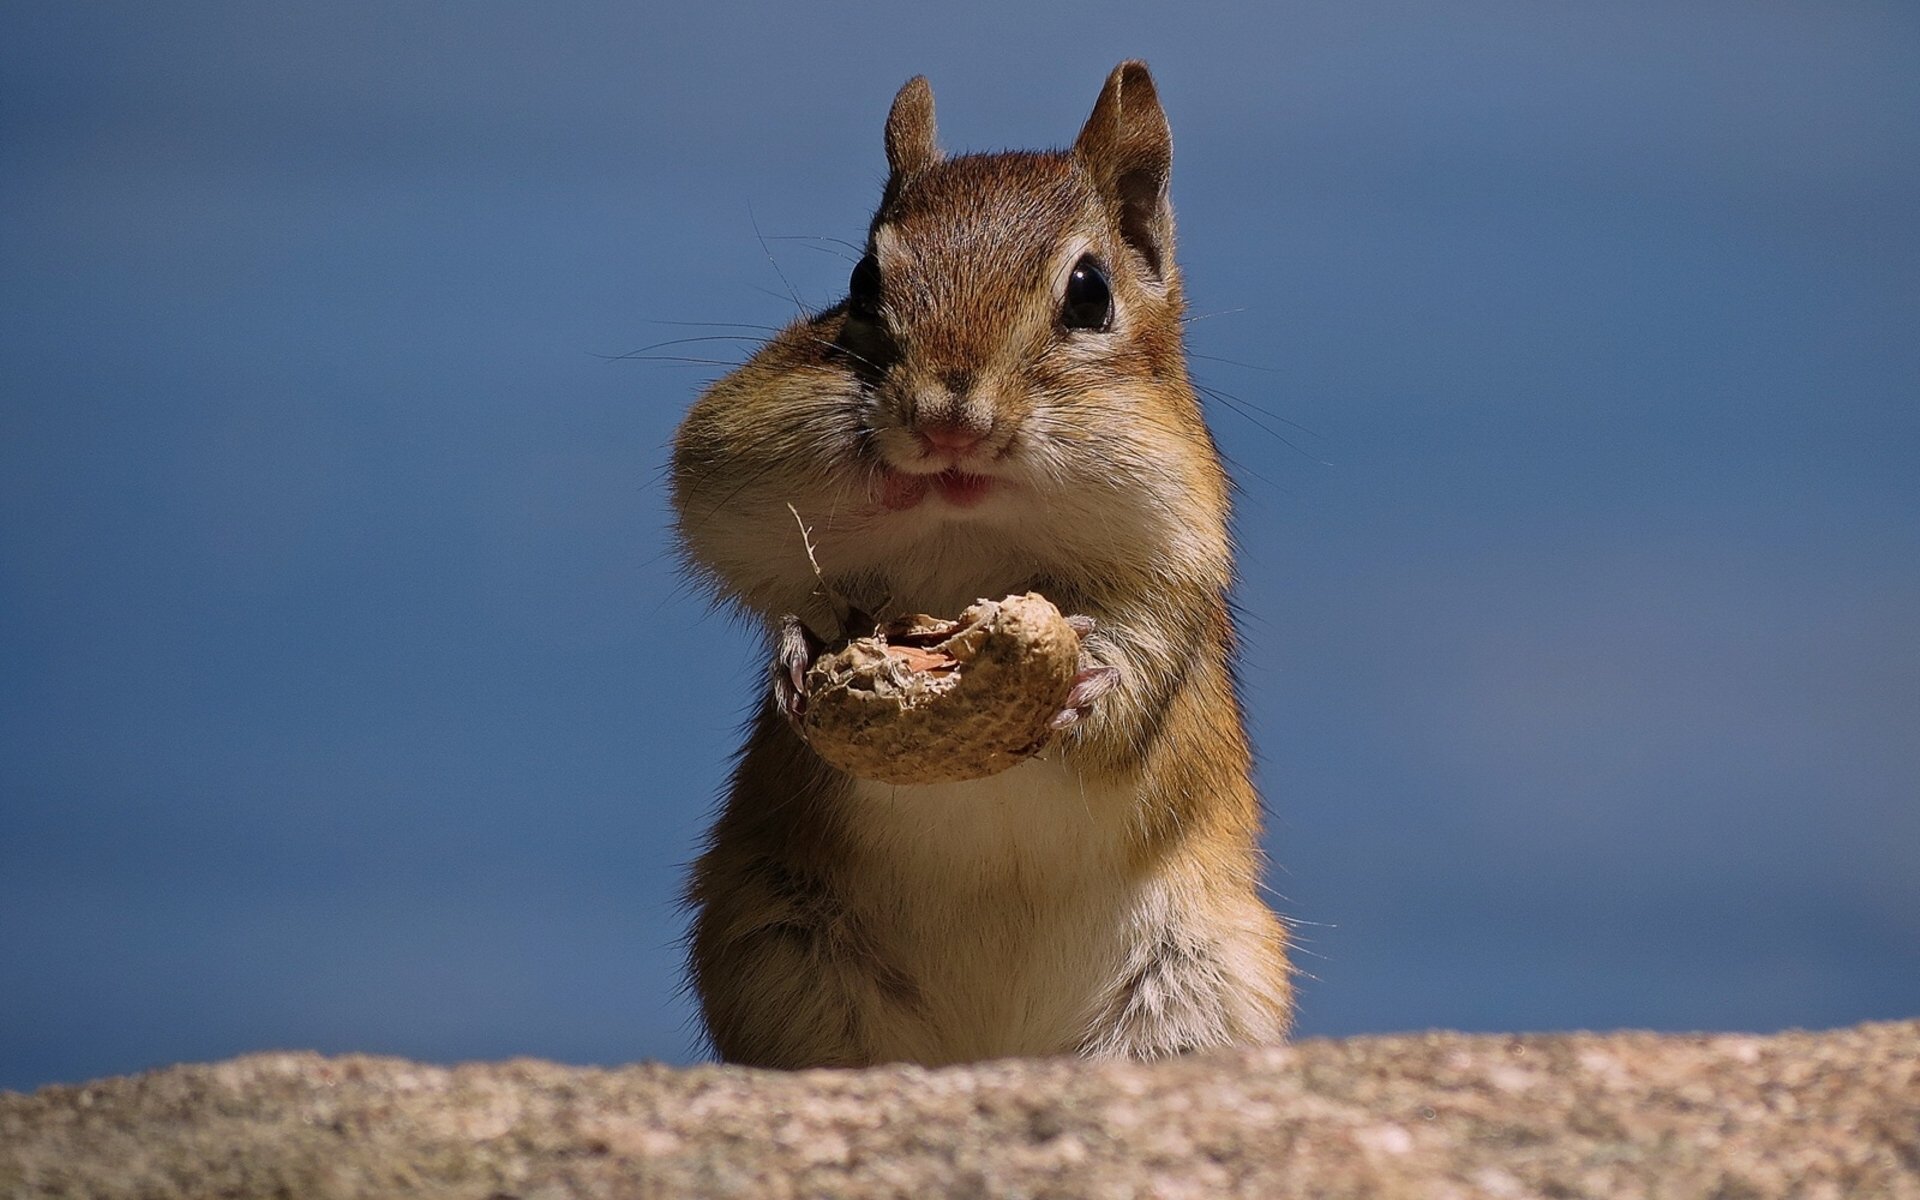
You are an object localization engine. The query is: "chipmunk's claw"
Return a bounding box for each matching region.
[1050,665,1120,730]
[775,615,821,725]
[1049,620,1120,732]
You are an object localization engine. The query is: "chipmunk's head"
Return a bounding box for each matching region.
[838,62,1197,516]
[673,63,1231,624]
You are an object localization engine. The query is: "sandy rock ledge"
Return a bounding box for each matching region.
[3,1021,1915,1199]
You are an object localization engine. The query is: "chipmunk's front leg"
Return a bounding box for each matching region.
[1043,596,1223,779]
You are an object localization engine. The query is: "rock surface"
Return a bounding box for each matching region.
[3,1021,1915,1199]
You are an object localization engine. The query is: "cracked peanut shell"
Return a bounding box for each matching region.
[799,592,1080,785]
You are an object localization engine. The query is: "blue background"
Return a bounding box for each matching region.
[3,3,1915,1093]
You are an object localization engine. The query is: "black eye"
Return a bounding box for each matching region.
[848,253,883,320]
[1061,255,1112,331]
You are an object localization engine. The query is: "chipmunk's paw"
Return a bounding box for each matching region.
[774,615,822,725]
[1050,614,1120,730]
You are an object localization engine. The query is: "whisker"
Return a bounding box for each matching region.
[763,234,869,257]
[1190,351,1286,375]
[794,333,885,377]
[1215,444,1291,500]
[793,244,861,264]
[749,205,806,316]
[1192,378,1321,439]
[641,319,787,334]
[1182,306,1253,324]
[597,334,764,361]
[750,284,808,308]
[597,354,750,368]
[1195,383,1328,465]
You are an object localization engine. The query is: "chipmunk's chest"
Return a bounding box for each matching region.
[835,756,1151,1062]
[824,523,1037,616]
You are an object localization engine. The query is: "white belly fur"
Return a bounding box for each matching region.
[839,752,1163,1063]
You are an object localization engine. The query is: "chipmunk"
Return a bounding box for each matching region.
[671,61,1291,1067]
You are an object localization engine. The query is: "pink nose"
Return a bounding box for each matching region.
[917,421,988,457]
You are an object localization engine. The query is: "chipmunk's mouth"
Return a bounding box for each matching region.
[879,468,996,511]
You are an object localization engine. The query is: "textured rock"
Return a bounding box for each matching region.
[3,1022,1915,1199]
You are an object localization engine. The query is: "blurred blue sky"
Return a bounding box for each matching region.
[3,3,1916,1092]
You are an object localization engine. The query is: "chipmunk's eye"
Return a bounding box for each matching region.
[848,254,883,320]
[1061,255,1112,332]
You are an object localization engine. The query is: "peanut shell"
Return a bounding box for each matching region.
[798,593,1080,785]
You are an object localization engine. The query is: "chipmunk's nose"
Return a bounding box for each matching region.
[916,420,989,457]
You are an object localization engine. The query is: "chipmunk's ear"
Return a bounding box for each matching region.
[885,76,942,178]
[1074,61,1174,279]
